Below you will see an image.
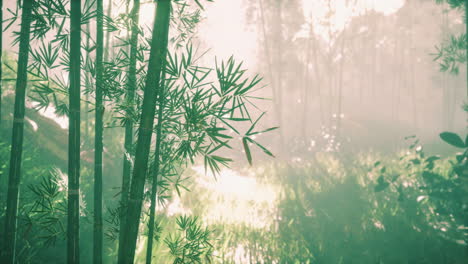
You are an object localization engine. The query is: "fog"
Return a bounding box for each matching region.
[197,0,467,158]
[2,0,465,156]
[0,0,467,263]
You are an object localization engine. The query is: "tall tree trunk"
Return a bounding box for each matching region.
[409,0,417,129]
[145,75,165,264]
[308,19,324,127]
[0,0,3,128]
[326,0,333,128]
[336,30,346,142]
[275,1,284,152]
[465,0,467,97]
[68,0,82,263]
[441,3,448,129]
[84,23,91,144]
[118,0,140,258]
[258,0,282,153]
[464,0,468,259]
[396,31,402,123]
[301,24,312,140]
[104,0,112,62]
[94,0,104,263]
[117,0,171,263]
[359,31,364,104]
[327,51,333,128]
[371,7,377,98]
[391,30,398,122]
[0,0,33,262]
[362,6,369,105]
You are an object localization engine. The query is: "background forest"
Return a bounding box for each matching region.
[0,0,467,263]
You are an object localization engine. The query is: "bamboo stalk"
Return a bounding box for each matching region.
[68,0,82,262]
[336,29,346,142]
[117,0,171,263]
[94,0,104,263]
[274,0,285,152]
[145,74,166,264]
[85,23,91,144]
[1,0,33,262]
[104,0,112,62]
[301,22,312,139]
[118,1,140,256]
[0,0,3,128]
[258,0,284,151]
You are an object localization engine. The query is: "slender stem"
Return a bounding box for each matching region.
[1,0,33,262]
[336,29,346,142]
[119,0,140,255]
[274,1,284,152]
[68,0,82,262]
[94,0,104,263]
[259,0,284,153]
[117,1,171,263]
[464,0,468,257]
[309,19,324,126]
[145,76,166,264]
[301,22,312,139]
[84,24,90,143]
[104,0,112,62]
[0,0,3,128]
[258,0,275,101]
[258,0,281,133]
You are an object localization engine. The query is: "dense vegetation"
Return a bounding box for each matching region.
[0,0,466,263]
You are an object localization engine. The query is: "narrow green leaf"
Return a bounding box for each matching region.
[246,137,275,158]
[242,137,252,166]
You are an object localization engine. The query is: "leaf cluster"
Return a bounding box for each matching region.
[433,34,467,74]
[164,215,213,264]
[373,135,468,241]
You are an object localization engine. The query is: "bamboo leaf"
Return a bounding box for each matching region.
[242,137,252,165]
[246,137,275,158]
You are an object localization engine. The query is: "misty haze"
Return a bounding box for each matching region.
[0,0,467,263]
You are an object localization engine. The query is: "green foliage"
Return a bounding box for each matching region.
[433,0,467,74]
[433,34,467,74]
[22,170,68,248]
[164,215,213,264]
[0,133,80,262]
[440,131,467,148]
[374,136,468,246]
[162,148,465,263]
[435,0,466,9]
[150,45,276,185]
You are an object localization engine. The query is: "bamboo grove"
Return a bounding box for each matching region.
[249,0,468,154]
[0,0,467,263]
[0,0,276,263]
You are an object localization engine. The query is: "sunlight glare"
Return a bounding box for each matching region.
[198,1,258,68]
[30,102,69,129]
[192,165,278,229]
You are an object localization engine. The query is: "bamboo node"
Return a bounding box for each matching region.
[68,189,80,195]
[139,126,153,132]
[128,197,142,203]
